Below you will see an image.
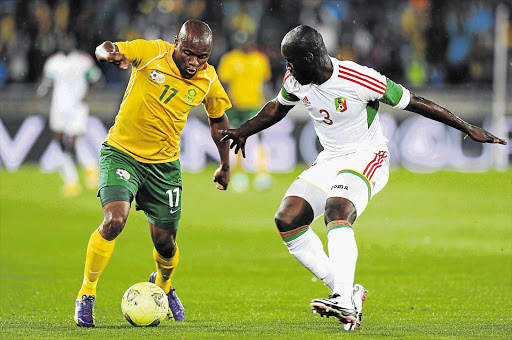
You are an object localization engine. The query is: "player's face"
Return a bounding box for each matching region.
[281,50,314,85]
[60,35,75,55]
[173,38,211,79]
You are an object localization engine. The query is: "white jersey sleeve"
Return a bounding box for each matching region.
[340,60,410,109]
[277,71,301,106]
[42,55,58,82]
[82,53,102,84]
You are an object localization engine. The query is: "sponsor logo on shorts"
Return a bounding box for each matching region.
[170,208,180,214]
[116,168,131,181]
[331,184,348,190]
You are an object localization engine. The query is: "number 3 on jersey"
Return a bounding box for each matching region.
[320,109,333,125]
[159,85,178,104]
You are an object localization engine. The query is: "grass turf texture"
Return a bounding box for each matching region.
[0,166,511,339]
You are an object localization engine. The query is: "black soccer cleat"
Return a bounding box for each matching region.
[311,293,358,326]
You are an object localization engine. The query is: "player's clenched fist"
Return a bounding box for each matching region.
[95,41,129,69]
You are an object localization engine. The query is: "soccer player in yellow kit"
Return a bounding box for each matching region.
[74,20,232,327]
[218,39,272,192]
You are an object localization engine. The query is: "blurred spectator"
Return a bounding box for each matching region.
[0,13,17,84]
[35,33,102,196]
[218,35,272,192]
[401,0,429,87]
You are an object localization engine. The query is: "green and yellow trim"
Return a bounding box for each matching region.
[327,220,352,234]
[280,225,309,243]
[337,169,371,201]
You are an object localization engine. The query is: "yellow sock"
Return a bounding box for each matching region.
[256,144,268,174]
[235,153,244,172]
[153,246,179,294]
[76,229,115,300]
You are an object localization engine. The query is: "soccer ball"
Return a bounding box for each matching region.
[121,282,169,327]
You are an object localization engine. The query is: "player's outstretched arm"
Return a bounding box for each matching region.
[220,98,292,157]
[35,77,52,99]
[95,41,129,69]
[405,93,507,145]
[209,114,231,190]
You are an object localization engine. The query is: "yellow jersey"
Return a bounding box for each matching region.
[217,48,270,110]
[106,39,231,163]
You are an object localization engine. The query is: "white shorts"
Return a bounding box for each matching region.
[49,104,88,136]
[283,147,390,221]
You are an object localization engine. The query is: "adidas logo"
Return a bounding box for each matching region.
[302,96,311,105]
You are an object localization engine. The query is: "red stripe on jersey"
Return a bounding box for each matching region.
[338,65,386,94]
[283,70,292,84]
[339,65,386,90]
[338,75,385,95]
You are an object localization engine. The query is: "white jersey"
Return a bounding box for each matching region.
[277,57,410,156]
[43,50,101,134]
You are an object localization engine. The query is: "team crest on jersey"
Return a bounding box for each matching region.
[184,88,197,103]
[149,70,165,84]
[334,97,347,112]
[116,168,131,181]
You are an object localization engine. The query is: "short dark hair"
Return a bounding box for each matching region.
[177,19,212,45]
[282,25,328,58]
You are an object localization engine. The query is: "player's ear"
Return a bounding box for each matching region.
[304,52,314,64]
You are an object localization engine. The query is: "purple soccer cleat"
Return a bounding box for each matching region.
[149,271,185,321]
[74,295,95,327]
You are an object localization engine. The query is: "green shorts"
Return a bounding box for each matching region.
[98,142,182,230]
[226,108,259,128]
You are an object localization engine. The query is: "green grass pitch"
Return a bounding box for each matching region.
[0,166,511,339]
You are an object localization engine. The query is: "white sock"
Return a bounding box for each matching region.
[327,221,358,306]
[281,226,334,291]
[60,152,79,184]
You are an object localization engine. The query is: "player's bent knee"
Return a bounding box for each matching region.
[101,214,127,240]
[274,212,290,232]
[152,236,177,258]
[154,242,176,259]
[274,207,300,232]
[150,223,177,258]
[324,197,357,224]
[274,205,314,233]
[100,200,131,240]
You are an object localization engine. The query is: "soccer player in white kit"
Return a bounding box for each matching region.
[220,25,507,330]
[36,33,102,196]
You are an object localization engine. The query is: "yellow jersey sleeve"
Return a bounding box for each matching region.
[202,69,231,118]
[115,39,165,68]
[105,40,231,163]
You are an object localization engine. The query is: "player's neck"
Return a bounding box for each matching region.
[312,56,333,85]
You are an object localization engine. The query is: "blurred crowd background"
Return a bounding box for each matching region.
[0,0,509,92]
